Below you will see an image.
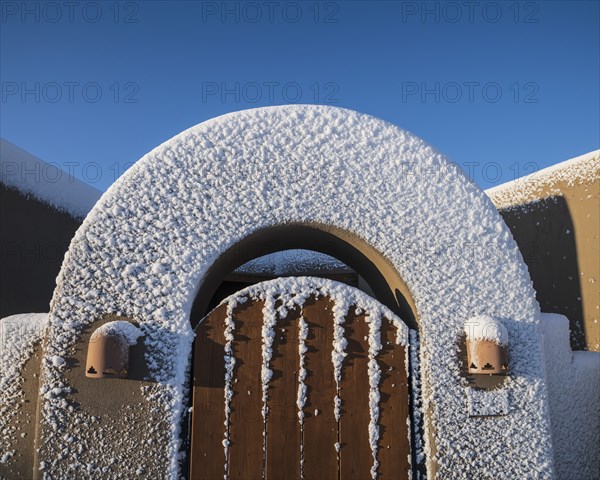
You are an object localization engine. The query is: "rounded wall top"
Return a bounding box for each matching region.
[38,105,551,479]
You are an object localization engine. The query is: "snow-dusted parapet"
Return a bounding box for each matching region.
[541,313,600,479]
[0,138,101,218]
[486,149,600,210]
[485,150,599,352]
[1,313,48,402]
[0,313,48,465]
[40,105,554,478]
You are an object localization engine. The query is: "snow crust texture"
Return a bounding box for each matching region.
[89,320,142,346]
[466,388,510,417]
[487,149,599,210]
[541,313,600,479]
[408,331,426,477]
[39,105,553,479]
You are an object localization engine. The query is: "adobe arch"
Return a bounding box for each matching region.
[35,105,554,479]
[190,222,418,329]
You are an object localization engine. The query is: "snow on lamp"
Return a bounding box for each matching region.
[464,316,509,375]
[85,321,142,379]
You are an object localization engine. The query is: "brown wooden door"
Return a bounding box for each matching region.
[190,278,412,480]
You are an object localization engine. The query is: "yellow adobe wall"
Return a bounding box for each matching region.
[487,150,599,351]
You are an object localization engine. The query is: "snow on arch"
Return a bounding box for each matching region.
[40,105,554,478]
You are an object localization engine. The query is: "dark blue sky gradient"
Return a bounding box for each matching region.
[1,0,598,191]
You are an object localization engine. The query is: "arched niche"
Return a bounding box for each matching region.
[189,222,418,330]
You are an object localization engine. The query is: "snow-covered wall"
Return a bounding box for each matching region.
[38,105,554,478]
[486,150,599,210]
[541,313,600,479]
[487,151,600,352]
[1,313,48,471]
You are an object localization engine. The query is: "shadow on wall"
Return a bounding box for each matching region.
[499,196,585,349]
[0,185,82,318]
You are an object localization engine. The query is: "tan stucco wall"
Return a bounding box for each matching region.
[0,342,43,480]
[31,315,171,480]
[488,150,600,351]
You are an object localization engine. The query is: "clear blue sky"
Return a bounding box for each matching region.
[1,0,598,191]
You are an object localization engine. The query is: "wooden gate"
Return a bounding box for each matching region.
[190,278,412,480]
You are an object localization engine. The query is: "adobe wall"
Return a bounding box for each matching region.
[0,341,43,479]
[488,151,600,350]
[33,105,554,479]
[0,184,82,318]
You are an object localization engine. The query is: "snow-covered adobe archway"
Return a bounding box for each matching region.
[38,105,554,479]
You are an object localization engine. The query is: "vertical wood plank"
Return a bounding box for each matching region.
[339,308,372,480]
[377,319,410,479]
[265,304,301,479]
[190,304,227,480]
[228,300,265,480]
[191,288,412,480]
[302,296,339,480]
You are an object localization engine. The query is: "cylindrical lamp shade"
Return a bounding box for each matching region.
[85,330,130,378]
[466,339,509,375]
[464,316,509,375]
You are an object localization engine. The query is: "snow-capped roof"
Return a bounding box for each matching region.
[486,149,599,210]
[541,313,600,479]
[40,105,553,479]
[0,138,102,218]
